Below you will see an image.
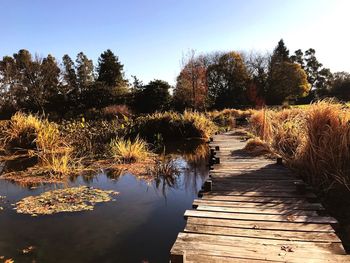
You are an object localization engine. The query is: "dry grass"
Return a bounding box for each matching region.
[0,112,78,178]
[110,136,151,163]
[244,137,274,157]
[248,100,350,190]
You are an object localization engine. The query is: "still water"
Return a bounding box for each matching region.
[0,153,208,262]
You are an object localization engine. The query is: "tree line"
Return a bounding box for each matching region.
[0,39,349,118]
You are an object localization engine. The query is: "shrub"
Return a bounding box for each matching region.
[61,119,122,157]
[133,111,217,141]
[101,104,131,120]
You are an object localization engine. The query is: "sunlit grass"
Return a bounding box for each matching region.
[1,112,78,178]
[110,136,150,163]
[248,100,350,190]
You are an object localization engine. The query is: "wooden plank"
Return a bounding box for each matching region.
[201,194,308,203]
[186,217,335,232]
[196,205,320,216]
[205,191,316,198]
[184,223,340,242]
[176,232,343,250]
[185,253,270,263]
[193,199,325,211]
[210,184,301,192]
[172,241,350,263]
[184,210,338,224]
[211,180,303,187]
[172,233,348,261]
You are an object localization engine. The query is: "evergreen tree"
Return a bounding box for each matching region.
[135,79,171,113]
[62,54,77,90]
[76,52,94,92]
[97,49,125,87]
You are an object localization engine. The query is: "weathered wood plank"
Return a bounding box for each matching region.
[185,210,338,224]
[204,191,316,198]
[172,233,348,262]
[196,205,319,216]
[186,217,335,232]
[193,199,325,210]
[172,243,350,263]
[201,194,309,203]
[184,223,340,242]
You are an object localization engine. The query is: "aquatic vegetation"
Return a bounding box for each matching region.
[134,111,217,141]
[150,154,181,191]
[60,119,122,158]
[109,136,150,163]
[14,186,118,216]
[248,100,350,190]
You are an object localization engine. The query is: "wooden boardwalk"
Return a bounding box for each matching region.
[170,131,350,262]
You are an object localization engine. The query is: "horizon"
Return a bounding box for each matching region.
[1,0,349,85]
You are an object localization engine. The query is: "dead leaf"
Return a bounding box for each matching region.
[281,245,294,252]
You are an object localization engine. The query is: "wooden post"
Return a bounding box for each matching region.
[210,137,213,142]
[170,253,185,263]
[294,181,306,194]
[203,180,212,192]
[215,146,220,151]
[276,157,283,165]
[215,157,220,164]
[210,148,216,156]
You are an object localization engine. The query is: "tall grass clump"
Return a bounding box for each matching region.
[110,136,150,163]
[248,100,350,190]
[134,111,217,141]
[2,112,77,177]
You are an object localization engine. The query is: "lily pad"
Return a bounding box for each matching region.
[14,186,118,216]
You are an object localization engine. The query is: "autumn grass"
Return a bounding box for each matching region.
[244,137,274,157]
[0,112,79,178]
[248,100,350,190]
[109,136,150,163]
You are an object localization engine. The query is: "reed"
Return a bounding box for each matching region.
[248,100,350,190]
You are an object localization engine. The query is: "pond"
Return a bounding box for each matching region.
[0,144,209,263]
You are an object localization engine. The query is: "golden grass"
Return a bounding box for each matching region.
[1,112,78,178]
[244,138,274,157]
[110,136,150,163]
[248,100,350,190]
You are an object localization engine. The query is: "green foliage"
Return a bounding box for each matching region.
[134,79,171,113]
[207,52,250,108]
[266,62,311,104]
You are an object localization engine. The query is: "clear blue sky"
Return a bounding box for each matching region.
[1,0,349,84]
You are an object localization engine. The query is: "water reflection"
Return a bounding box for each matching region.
[0,141,209,262]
